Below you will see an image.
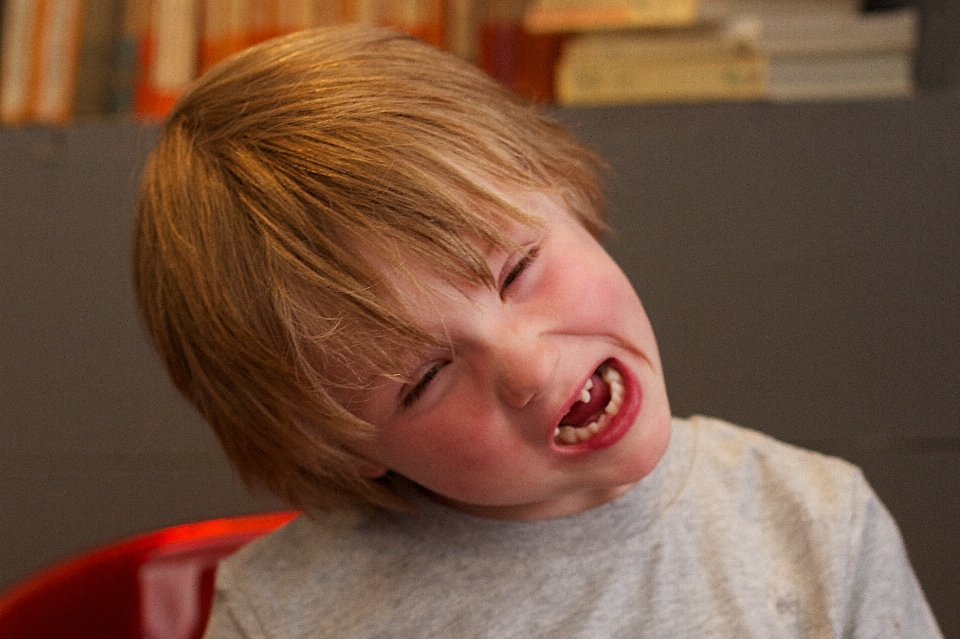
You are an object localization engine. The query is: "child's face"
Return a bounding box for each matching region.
[350,188,672,520]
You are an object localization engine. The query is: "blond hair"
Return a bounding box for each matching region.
[134,25,607,512]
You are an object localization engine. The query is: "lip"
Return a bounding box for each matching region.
[550,358,643,454]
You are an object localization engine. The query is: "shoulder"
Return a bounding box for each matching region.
[216,509,363,586]
[672,415,874,559]
[667,417,942,637]
[678,414,868,506]
[211,510,378,629]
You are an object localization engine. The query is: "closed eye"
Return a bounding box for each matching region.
[501,245,540,296]
[401,361,447,408]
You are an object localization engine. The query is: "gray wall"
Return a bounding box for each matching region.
[2,98,958,636]
[0,124,285,594]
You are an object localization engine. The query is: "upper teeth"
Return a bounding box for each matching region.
[579,378,594,403]
[555,365,625,445]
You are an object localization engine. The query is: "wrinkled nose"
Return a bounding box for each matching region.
[494,330,560,409]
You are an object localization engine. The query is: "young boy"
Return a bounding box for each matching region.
[134,26,942,639]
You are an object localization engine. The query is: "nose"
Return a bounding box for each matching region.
[492,327,560,409]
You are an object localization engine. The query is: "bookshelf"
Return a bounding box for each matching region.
[1,0,958,122]
[2,94,959,636]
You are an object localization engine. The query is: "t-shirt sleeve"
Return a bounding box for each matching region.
[842,472,943,639]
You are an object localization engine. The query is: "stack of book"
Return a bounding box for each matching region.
[0,0,508,124]
[0,0,919,123]
[525,0,917,106]
[751,6,916,101]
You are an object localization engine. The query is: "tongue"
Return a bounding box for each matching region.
[560,371,610,427]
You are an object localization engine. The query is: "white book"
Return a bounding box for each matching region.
[699,0,862,23]
[744,6,918,55]
[768,50,914,101]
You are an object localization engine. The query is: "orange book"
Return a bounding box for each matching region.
[247,0,277,45]
[341,0,388,27]
[445,0,479,59]
[134,0,200,120]
[274,0,308,36]
[275,0,340,36]
[199,0,251,74]
[0,0,43,123]
[479,0,560,102]
[386,0,445,49]
[29,0,87,123]
[524,0,698,33]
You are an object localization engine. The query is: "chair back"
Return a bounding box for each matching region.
[0,512,298,639]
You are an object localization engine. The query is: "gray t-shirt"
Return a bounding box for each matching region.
[204,416,943,638]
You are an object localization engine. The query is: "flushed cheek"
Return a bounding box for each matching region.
[543,242,641,318]
[394,419,534,502]
[561,270,647,341]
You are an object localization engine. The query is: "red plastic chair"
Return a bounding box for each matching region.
[0,511,298,639]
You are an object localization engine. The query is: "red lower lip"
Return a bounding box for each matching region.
[554,360,642,454]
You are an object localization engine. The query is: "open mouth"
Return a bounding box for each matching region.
[554,362,625,446]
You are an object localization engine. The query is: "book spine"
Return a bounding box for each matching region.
[30,0,86,123]
[341,0,387,25]
[311,0,345,27]
[275,0,320,34]
[479,0,559,102]
[557,48,765,105]
[111,0,150,115]
[0,0,42,123]
[445,0,479,60]
[386,0,445,48]
[199,0,250,74]
[524,0,699,33]
[134,0,199,120]
[248,0,278,45]
[766,51,914,101]
[74,0,123,117]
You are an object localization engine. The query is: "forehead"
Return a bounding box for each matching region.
[312,188,566,396]
[381,188,553,290]
[378,190,574,330]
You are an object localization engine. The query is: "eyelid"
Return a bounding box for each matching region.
[400,360,446,408]
[499,244,540,295]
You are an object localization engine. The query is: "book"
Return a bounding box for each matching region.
[446,0,480,60]
[0,0,42,123]
[75,0,124,117]
[134,0,200,120]
[767,50,913,101]
[554,5,916,106]
[741,5,917,56]
[697,0,862,24]
[480,0,562,102]
[30,0,86,123]
[0,0,87,124]
[113,0,150,115]
[386,0,446,48]
[524,0,699,34]
[555,27,765,105]
[342,0,388,25]
[745,7,918,101]
[274,0,329,35]
[199,0,251,74]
